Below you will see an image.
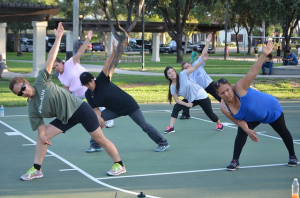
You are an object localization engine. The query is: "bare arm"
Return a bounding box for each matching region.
[235,40,273,94]
[172,94,193,108]
[73,30,92,64]
[102,40,117,78]
[186,33,211,75]
[45,22,64,74]
[93,107,106,129]
[220,106,259,142]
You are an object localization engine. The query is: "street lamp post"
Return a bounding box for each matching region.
[79,13,84,41]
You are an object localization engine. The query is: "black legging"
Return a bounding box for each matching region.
[233,113,295,160]
[182,81,221,117]
[171,97,219,123]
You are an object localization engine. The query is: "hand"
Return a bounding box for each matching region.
[246,129,259,142]
[186,103,193,108]
[40,134,52,146]
[99,116,106,129]
[262,40,273,57]
[54,22,64,38]
[112,40,117,51]
[87,30,93,41]
[205,33,212,43]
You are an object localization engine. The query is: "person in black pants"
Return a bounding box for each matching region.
[80,42,169,152]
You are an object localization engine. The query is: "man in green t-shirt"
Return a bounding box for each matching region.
[9,22,126,181]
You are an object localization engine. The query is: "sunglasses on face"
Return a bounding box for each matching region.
[214,78,228,89]
[17,81,26,96]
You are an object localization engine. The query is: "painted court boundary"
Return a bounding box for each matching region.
[1,106,299,197]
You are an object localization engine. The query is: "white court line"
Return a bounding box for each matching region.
[97,162,300,180]
[59,169,76,171]
[0,120,160,198]
[22,144,36,146]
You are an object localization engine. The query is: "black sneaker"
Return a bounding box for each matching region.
[180,115,190,120]
[261,72,267,75]
[227,159,240,171]
[288,155,298,167]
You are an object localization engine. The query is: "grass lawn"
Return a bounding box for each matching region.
[1,51,300,107]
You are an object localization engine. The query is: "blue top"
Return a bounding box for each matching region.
[287,53,298,64]
[223,87,282,123]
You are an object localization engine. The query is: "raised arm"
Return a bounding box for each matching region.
[45,22,64,74]
[102,40,117,78]
[186,33,211,75]
[235,40,273,92]
[73,30,92,64]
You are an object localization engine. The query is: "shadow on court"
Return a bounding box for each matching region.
[0,102,299,198]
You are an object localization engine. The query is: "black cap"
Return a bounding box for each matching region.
[80,72,94,85]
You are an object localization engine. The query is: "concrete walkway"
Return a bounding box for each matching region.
[2,59,300,79]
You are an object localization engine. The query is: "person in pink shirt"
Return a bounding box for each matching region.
[53,30,114,153]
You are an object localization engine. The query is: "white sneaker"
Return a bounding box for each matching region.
[106,120,114,128]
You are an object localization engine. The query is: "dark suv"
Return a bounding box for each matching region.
[130,39,152,53]
[46,37,66,52]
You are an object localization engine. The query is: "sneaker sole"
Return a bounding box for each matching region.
[217,129,223,131]
[86,148,103,153]
[227,166,240,171]
[20,175,43,181]
[155,145,170,152]
[164,131,175,134]
[107,169,126,176]
[288,164,297,167]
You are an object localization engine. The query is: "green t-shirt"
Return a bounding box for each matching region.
[191,51,198,64]
[27,68,83,131]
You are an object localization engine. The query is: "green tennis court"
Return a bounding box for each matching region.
[0,102,299,198]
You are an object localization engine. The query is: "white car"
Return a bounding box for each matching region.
[168,40,192,53]
[20,39,33,52]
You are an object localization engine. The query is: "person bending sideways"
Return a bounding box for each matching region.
[215,40,298,171]
[9,23,126,181]
[79,42,170,152]
[164,33,223,134]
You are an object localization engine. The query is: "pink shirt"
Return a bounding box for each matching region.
[58,57,87,97]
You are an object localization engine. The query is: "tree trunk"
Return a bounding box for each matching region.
[175,38,183,63]
[235,33,240,53]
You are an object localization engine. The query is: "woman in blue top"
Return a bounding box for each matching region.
[215,40,298,171]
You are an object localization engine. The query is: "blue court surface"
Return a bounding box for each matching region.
[0,101,299,198]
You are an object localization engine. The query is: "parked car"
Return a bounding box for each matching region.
[126,41,143,52]
[191,43,215,54]
[46,37,66,52]
[79,40,92,52]
[20,39,28,52]
[91,42,104,51]
[159,43,171,53]
[25,39,33,52]
[168,40,193,53]
[129,38,152,52]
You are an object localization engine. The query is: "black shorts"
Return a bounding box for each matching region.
[50,102,100,133]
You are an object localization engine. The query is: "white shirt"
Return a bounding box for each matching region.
[189,56,213,88]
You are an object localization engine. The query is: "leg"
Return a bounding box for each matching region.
[195,97,220,124]
[205,81,221,102]
[0,62,5,77]
[88,108,120,151]
[165,103,185,133]
[129,108,169,147]
[261,63,267,74]
[180,99,191,119]
[289,61,297,65]
[268,62,273,74]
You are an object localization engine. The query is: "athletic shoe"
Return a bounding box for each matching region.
[106,120,114,128]
[164,126,175,134]
[216,124,224,131]
[288,155,298,167]
[107,163,126,176]
[227,159,240,171]
[180,115,190,120]
[20,166,43,181]
[261,72,267,75]
[86,146,103,153]
[154,144,170,152]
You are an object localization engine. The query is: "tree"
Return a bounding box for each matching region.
[148,0,214,63]
[99,0,144,74]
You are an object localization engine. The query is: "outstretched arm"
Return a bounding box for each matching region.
[235,40,273,92]
[102,40,117,78]
[45,22,64,74]
[73,30,92,64]
[186,33,211,75]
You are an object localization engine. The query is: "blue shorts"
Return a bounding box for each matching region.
[50,102,100,133]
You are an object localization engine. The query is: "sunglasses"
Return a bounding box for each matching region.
[17,81,26,96]
[214,78,228,89]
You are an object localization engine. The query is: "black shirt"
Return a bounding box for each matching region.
[85,71,139,116]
